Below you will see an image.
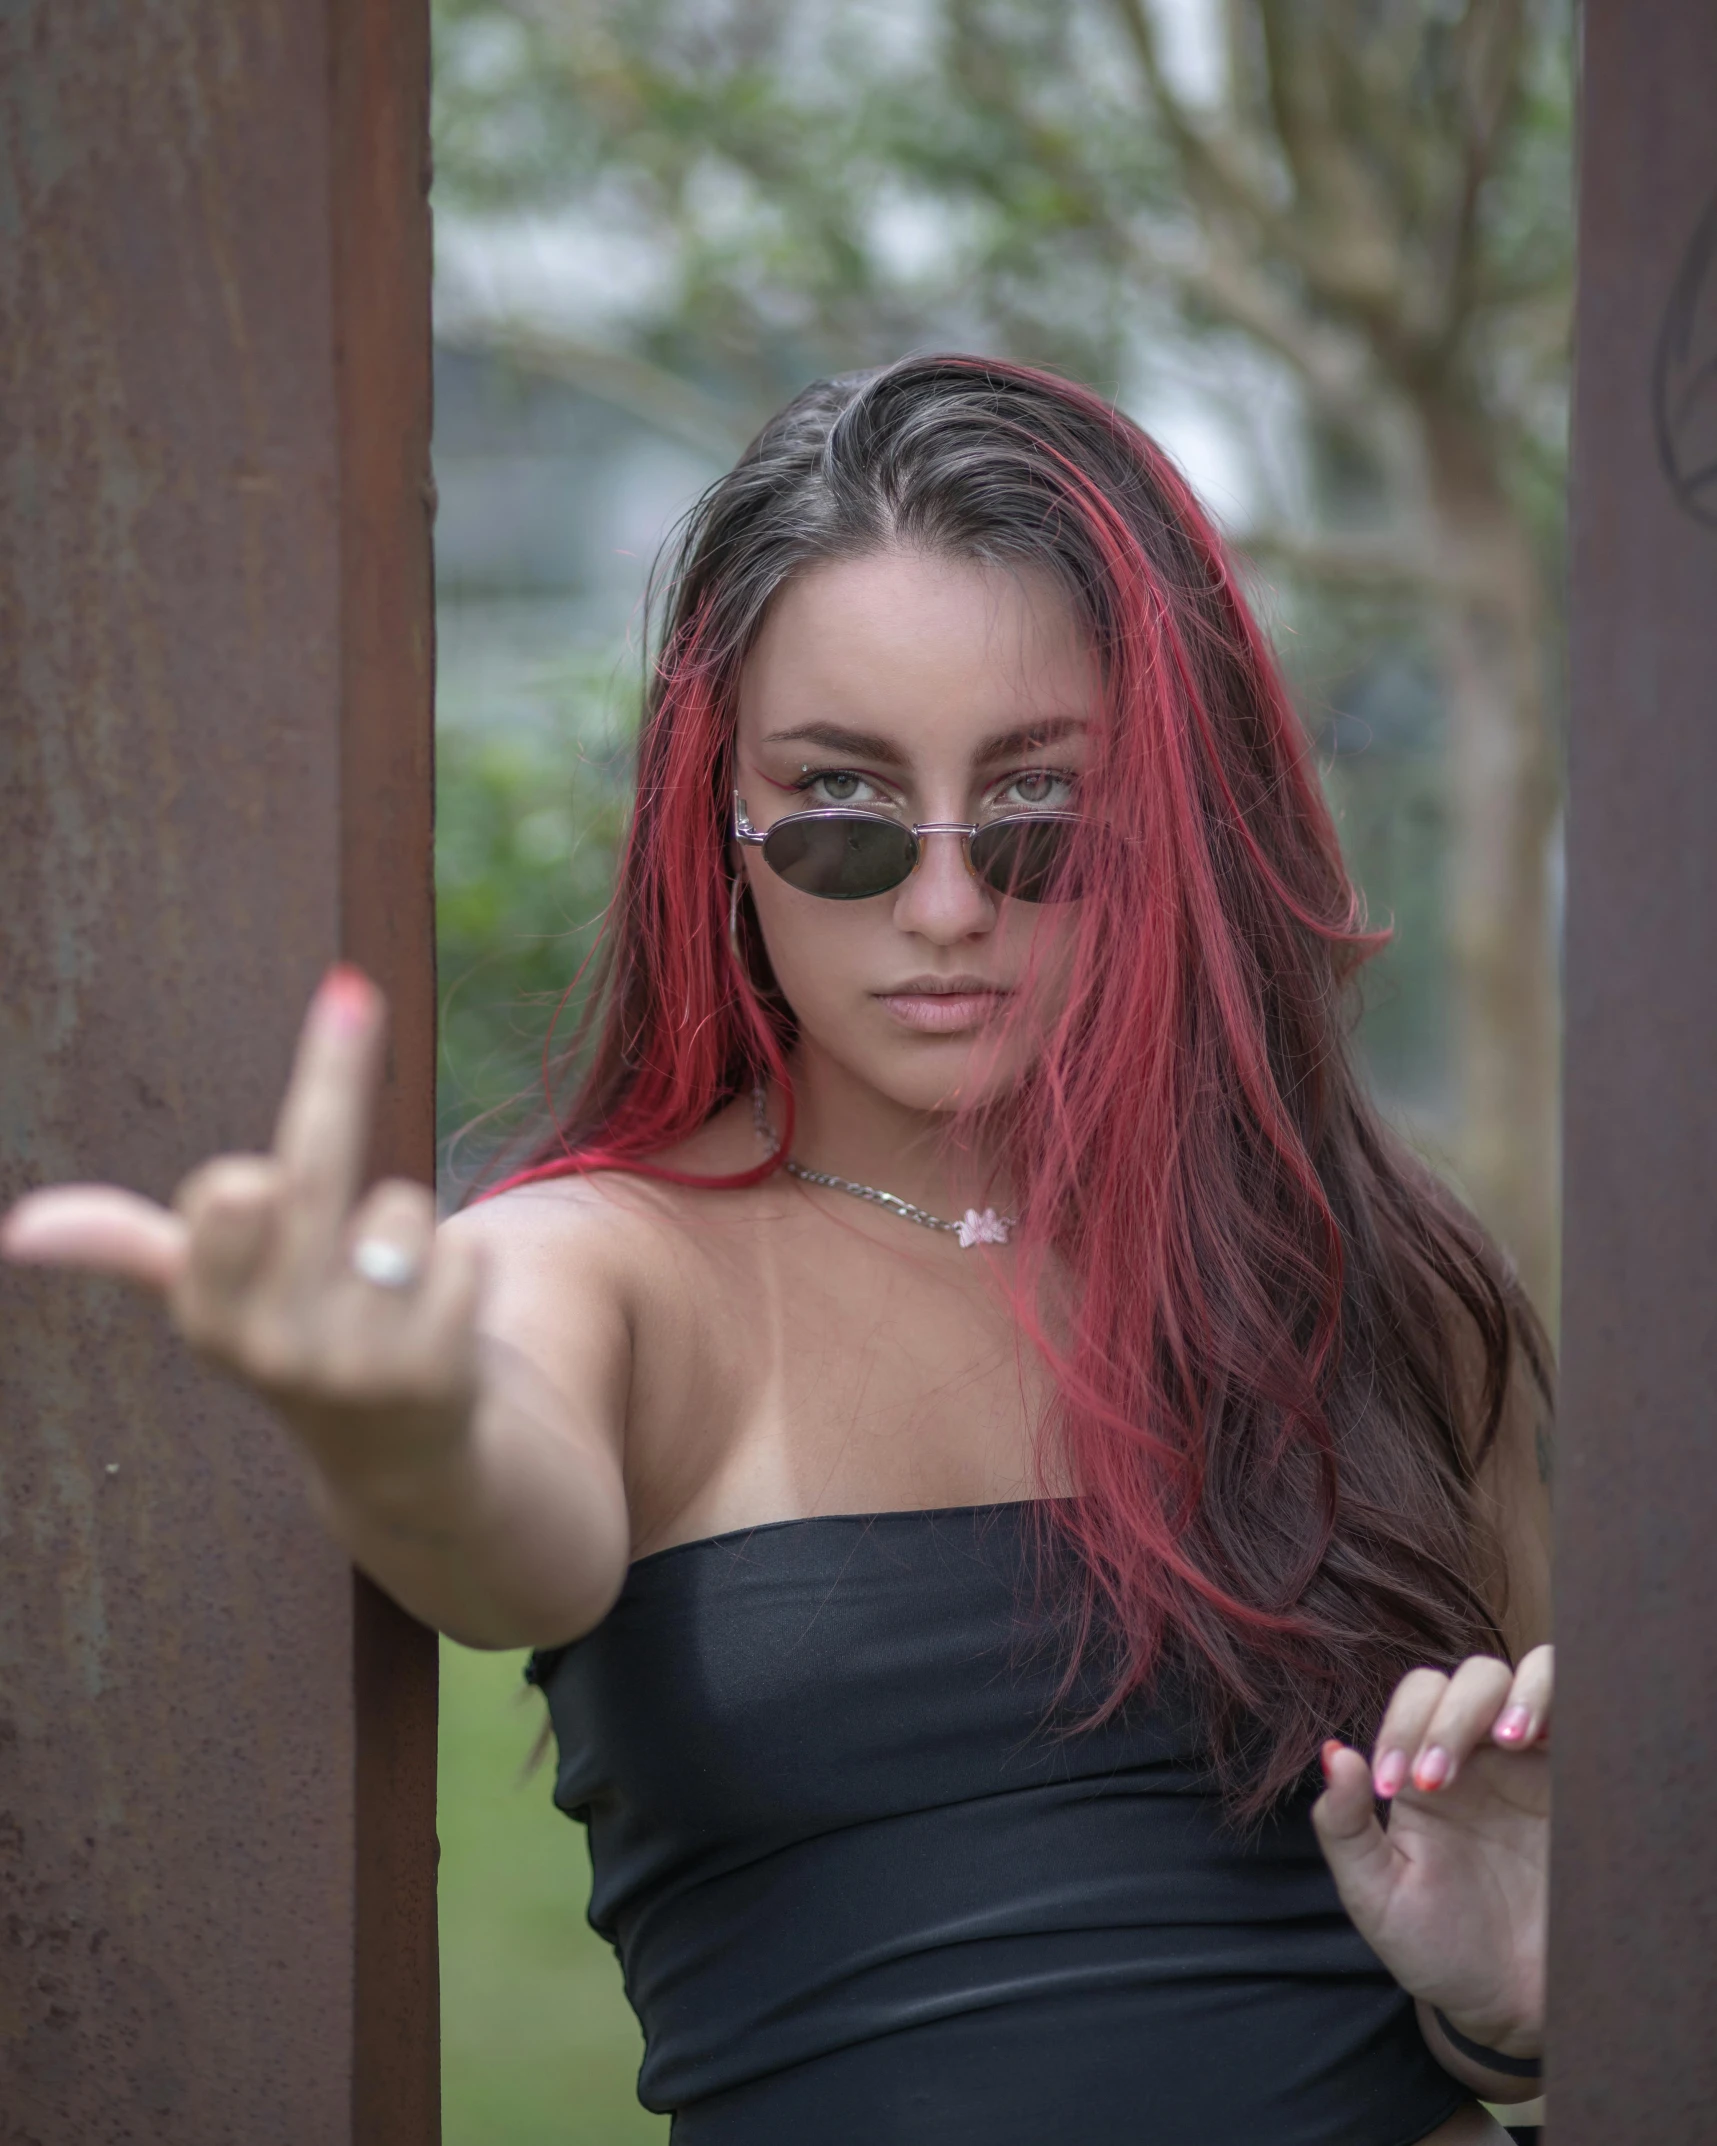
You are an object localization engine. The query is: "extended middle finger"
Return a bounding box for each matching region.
[270,966,385,1279]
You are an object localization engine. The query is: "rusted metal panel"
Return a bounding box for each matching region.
[331,2,441,2139]
[1552,0,1717,2134]
[0,1,437,2139]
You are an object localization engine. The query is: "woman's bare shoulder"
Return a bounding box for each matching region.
[438,1093,777,1276]
[436,1102,781,1436]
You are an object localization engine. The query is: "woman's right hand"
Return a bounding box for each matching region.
[0,964,484,1506]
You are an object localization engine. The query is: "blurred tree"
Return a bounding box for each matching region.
[436,684,632,1184]
[431,0,1571,1308]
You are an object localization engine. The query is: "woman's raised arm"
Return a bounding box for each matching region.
[0,965,632,1650]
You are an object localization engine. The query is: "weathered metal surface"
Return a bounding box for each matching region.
[331,1,441,2139]
[0,1,437,2139]
[1552,0,1717,2135]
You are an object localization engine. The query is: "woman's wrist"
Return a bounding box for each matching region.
[301,1398,486,1544]
[1415,1997,1542,2101]
[1431,2006,1542,2074]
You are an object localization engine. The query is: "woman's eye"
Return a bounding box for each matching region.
[1000,769,1076,811]
[800,770,880,806]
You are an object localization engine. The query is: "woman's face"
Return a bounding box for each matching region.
[732,546,1097,1116]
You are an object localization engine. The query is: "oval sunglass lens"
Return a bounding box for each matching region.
[971,817,1080,901]
[763,815,916,898]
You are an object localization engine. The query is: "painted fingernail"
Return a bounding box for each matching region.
[1374,1749,1408,1798]
[1320,1739,1342,1782]
[1413,1745,1451,1791]
[319,963,373,1036]
[1494,1706,1531,1743]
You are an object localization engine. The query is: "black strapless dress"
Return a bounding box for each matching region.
[527,1502,1471,2145]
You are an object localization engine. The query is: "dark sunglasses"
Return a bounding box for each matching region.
[732,792,1084,903]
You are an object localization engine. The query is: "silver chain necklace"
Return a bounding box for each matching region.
[751,1082,1014,1248]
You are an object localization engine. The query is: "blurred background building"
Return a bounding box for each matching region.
[427,3,1572,2136]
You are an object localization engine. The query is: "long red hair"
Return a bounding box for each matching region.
[483,355,1549,1816]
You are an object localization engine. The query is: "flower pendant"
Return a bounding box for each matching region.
[956,1208,1012,1249]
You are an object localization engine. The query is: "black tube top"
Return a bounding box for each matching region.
[527,1503,1469,2145]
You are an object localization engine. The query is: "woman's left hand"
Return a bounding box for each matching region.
[1310,1644,1550,2059]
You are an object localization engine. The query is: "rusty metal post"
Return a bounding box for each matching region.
[0,3,438,2140]
[1552,0,1717,2136]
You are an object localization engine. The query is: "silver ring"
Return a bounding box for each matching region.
[351,1237,421,1290]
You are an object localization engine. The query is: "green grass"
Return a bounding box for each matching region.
[438,1639,670,2145]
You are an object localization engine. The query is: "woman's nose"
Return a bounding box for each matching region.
[889,830,996,943]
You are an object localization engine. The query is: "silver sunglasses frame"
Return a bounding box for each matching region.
[731,791,1083,901]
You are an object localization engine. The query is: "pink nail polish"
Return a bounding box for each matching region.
[319,963,374,1036]
[1374,1749,1407,1798]
[1495,1705,1531,1743]
[1413,1745,1450,1791]
[1320,1739,1342,1782]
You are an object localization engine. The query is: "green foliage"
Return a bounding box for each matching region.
[436,653,635,1186]
[430,0,1571,457]
[429,0,1178,413]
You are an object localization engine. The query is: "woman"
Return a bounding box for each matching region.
[3,357,1552,2143]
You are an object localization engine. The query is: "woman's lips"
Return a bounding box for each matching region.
[874,988,1011,1034]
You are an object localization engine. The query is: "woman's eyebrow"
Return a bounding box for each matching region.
[761,722,909,764]
[973,715,1088,765]
[761,715,1088,766]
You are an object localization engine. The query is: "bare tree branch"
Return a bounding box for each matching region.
[946,9,1387,429]
[1253,0,1414,329]
[436,318,754,462]
[1430,0,1530,339]
[1163,232,1378,412]
[1108,0,1283,234]
[1111,0,1482,383]
[1107,0,1420,340]
[1233,523,1471,596]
